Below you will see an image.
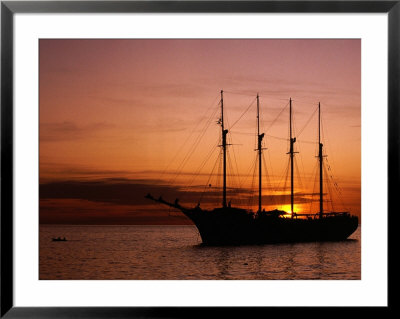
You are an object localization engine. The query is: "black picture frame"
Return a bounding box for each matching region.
[1,1,395,317]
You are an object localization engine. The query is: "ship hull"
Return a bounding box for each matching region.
[184,207,359,245]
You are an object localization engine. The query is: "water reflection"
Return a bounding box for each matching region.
[282,244,297,279]
[40,225,361,280]
[216,248,231,279]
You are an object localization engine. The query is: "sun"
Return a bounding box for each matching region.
[279,204,302,217]
[280,204,292,214]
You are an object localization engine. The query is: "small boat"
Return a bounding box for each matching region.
[52,237,67,242]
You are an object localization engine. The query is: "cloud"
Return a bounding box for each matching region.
[220,74,359,100]
[39,175,358,224]
[39,178,323,209]
[40,121,116,142]
[39,198,192,225]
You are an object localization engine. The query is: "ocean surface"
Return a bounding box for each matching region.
[40,224,361,280]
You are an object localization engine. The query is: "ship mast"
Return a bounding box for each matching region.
[257,94,265,213]
[289,98,297,218]
[318,102,324,219]
[220,90,228,208]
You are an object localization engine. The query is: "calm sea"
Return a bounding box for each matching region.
[40,224,361,280]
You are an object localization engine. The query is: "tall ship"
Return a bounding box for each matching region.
[146,91,359,245]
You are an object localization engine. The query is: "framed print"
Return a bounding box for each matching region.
[1,0,396,317]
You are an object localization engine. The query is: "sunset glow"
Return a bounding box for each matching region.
[39,39,361,225]
[279,205,299,215]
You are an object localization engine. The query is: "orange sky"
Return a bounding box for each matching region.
[39,39,361,224]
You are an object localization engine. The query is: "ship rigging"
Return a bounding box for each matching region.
[146,90,358,245]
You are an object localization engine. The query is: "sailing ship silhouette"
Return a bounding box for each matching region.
[146,90,358,245]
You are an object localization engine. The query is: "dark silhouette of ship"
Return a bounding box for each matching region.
[146,91,358,245]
